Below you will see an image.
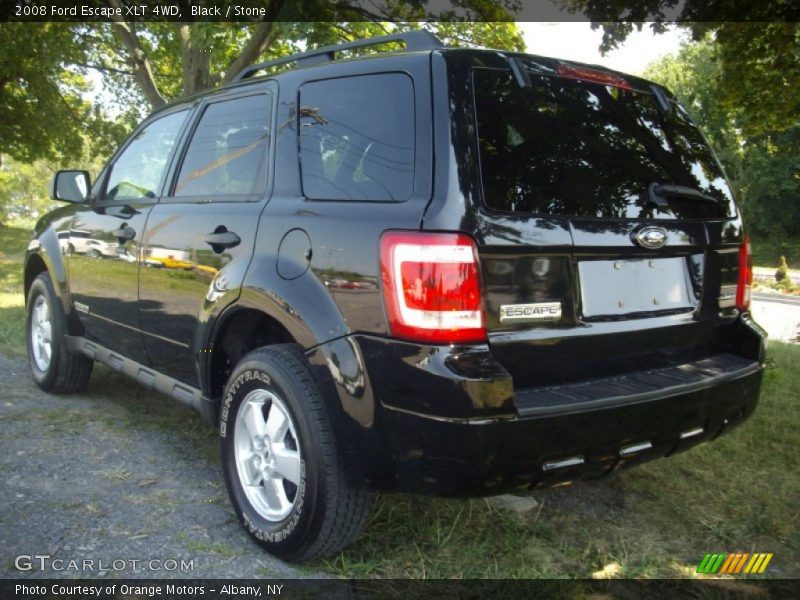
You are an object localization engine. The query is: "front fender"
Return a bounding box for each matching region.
[24,222,70,312]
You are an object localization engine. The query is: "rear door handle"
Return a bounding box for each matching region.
[204,229,241,251]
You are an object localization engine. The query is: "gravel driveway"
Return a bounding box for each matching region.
[0,354,319,579]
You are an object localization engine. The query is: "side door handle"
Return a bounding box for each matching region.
[112,224,136,241]
[204,228,241,252]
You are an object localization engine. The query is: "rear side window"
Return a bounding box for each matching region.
[298,73,415,201]
[174,94,270,197]
[472,68,736,219]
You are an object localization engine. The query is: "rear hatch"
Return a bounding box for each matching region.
[469,58,745,389]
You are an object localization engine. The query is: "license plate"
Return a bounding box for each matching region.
[578,258,695,317]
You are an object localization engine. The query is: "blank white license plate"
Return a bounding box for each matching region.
[578,258,694,317]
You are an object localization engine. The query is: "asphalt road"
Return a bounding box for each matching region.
[752,294,800,343]
[0,354,317,580]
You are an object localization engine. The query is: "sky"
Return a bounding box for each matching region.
[518,23,688,76]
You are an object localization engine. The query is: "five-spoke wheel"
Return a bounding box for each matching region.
[30,295,53,372]
[234,389,302,521]
[220,344,373,561]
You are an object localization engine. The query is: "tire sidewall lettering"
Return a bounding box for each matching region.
[220,369,270,439]
[242,467,306,543]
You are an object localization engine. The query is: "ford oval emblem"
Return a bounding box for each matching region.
[634,227,668,249]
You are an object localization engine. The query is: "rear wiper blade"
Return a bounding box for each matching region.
[497,53,531,88]
[648,183,720,210]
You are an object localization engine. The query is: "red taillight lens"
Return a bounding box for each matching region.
[556,64,631,90]
[736,235,753,311]
[380,231,486,344]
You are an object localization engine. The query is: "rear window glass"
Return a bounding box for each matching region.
[298,73,415,202]
[472,68,736,219]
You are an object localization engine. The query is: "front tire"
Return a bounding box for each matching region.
[220,344,373,561]
[26,272,93,393]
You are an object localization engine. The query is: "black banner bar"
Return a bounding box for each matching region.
[2,578,800,600]
[2,0,799,23]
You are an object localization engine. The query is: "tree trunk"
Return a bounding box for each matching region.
[106,0,166,109]
[177,24,212,97]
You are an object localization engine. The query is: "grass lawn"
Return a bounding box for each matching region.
[0,225,30,358]
[1,224,798,579]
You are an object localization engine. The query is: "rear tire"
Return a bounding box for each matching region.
[220,344,373,561]
[26,272,93,393]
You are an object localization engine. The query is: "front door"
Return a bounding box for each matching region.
[69,108,191,364]
[139,91,273,385]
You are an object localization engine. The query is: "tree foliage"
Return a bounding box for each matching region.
[0,11,523,164]
[85,18,523,111]
[562,0,800,137]
[0,15,523,222]
[0,158,58,224]
[0,24,120,164]
[644,37,800,245]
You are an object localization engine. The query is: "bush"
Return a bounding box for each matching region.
[776,256,789,282]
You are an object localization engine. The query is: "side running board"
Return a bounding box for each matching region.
[64,335,215,424]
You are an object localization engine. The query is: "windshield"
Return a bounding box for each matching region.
[472,67,736,220]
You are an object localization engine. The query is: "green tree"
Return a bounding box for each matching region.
[0,16,523,223]
[562,0,799,137]
[88,18,523,111]
[0,157,59,225]
[644,36,800,259]
[739,128,800,240]
[0,24,90,163]
[643,37,744,192]
[0,22,133,165]
[0,16,523,164]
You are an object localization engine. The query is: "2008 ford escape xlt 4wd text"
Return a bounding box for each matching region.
[24,32,766,560]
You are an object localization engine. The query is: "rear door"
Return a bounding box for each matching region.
[467,62,742,388]
[138,88,274,386]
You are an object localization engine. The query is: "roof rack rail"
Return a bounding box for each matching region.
[232,30,444,82]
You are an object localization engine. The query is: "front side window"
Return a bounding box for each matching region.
[105,110,188,202]
[298,73,415,201]
[174,94,271,197]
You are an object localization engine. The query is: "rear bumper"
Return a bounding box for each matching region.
[307,314,766,495]
[380,364,762,495]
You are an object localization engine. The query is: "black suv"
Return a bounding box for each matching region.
[24,32,766,561]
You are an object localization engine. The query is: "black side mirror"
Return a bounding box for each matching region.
[50,170,91,204]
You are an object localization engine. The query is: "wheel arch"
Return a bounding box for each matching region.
[24,253,48,300]
[203,294,385,487]
[204,304,298,407]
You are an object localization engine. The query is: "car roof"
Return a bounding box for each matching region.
[152,41,663,117]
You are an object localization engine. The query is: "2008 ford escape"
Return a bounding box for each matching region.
[24,32,766,560]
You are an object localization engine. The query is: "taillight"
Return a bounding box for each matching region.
[736,235,753,311]
[379,231,486,344]
[556,64,631,90]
